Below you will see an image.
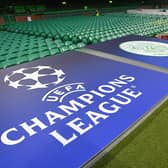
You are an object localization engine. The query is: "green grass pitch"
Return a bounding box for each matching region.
[93,100,168,168]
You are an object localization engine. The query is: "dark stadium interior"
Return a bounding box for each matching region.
[1,0,168,168]
[0,0,167,11]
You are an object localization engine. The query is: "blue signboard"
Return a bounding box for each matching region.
[0,51,168,168]
[87,35,168,69]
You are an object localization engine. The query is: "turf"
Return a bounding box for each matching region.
[93,100,168,168]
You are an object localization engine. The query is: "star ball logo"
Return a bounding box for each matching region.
[4,66,65,90]
[4,65,86,103]
[1,65,143,147]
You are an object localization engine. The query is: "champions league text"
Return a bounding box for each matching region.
[0,75,142,146]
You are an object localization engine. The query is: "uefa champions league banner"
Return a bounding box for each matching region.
[87,35,168,69]
[0,51,168,168]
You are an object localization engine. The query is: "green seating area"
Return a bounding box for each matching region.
[15,5,46,14]
[0,31,85,69]
[15,6,26,13]
[1,13,168,69]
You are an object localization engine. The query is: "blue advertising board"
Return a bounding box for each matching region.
[0,51,168,168]
[87,35,168,69]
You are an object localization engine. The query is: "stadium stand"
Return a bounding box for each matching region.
[1,1,168,167]
[1,13,168,69]
[14,5,46,14]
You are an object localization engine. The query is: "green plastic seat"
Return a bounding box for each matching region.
[59,46,69,53]
[49,48,60,55]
